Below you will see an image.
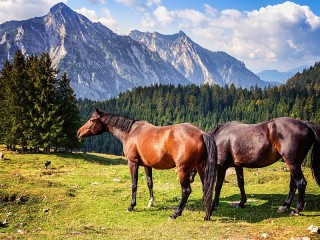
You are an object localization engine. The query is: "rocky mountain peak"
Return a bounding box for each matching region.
[0,2,274,100]
[130,30,272,88]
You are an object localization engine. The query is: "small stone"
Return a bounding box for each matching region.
[261,233,268,239]
[43,208,49,212]
[307,225,314,231]
[310,226,319,234]
[2,219,9,227]
[17,229,25,234]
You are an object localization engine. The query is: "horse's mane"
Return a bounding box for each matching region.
[103,112,136,132]
[208,122,231,135]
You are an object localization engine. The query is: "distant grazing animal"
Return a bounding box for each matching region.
[191,117,320,216]
[77,108,217,220]
[44,160,51,169]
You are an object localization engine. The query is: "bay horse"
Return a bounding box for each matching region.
[201,117,320,216]
[77,108,217,220]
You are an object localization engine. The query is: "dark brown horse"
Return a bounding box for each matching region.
[198,117,320,216]
[77,108,217,220]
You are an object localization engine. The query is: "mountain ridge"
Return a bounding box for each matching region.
[1,2,274,100]
[129,30,273,89]
[256,65,311,83]
[0,2,189,100]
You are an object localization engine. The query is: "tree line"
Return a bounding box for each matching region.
[78,62,320,158]
[0,51,82,152]
[1,49,319,157]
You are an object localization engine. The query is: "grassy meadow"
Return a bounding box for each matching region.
[0,146,320,239]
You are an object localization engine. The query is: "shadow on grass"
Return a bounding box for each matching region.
[151,193,320,223]
[56,152,127,166]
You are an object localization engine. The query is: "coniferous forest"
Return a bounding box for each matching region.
[78,62,320,156]
[0,51,82,152]
[0,50,319,157]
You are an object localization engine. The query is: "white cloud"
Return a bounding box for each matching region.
[204,4,218,17]
[141,12,157,28]
[146,0,161,7]
[87,0,106,4]
[0,0,66,23]
[75,7,118,32]
[114,0,138,7]
[153,6,174,25]
[150,1,320,71]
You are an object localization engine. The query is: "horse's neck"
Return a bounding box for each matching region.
[108,126,128,143]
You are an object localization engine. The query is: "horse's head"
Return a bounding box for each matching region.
[77,107,106,141]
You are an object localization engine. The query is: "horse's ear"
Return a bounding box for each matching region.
[94,107,103,117]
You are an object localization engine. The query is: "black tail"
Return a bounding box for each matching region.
[202,133,217,220]
[305,121,320,186]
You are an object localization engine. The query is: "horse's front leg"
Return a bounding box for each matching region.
[235,166,247,208]
[170,170,192,219]
[128,161,139,211]
[144,166,154,207]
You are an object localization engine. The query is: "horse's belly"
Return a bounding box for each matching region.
[233,143,280,168]
[142,154,176,169]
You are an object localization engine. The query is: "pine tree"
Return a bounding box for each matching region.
[0,51,82,152]
[56,72,82,151]
[5,50,29,149]
[0,60,13,144]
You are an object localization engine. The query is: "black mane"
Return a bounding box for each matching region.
[103,112,136,132]
[208,123,228,135]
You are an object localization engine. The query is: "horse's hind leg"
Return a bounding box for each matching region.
[128,161,139,211]
[212,165,227,211]
[278,174,297,213]
[235,166,247,208]
[144,166,154,207]
[279,163,307,215]
[289,166,307,215]
[170,171,192,219]
[189,169,197,183]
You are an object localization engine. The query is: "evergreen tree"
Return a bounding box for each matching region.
[56,72,82,151]
[0,51,82,152]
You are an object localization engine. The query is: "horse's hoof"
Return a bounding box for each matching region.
[169,215,176,220]
[147,198,154,208]
[289,210,299,216]
[277,206,289,213]
[236,203,245,209]
[127,206,134,212]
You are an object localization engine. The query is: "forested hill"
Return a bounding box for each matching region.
[78,62,320,155]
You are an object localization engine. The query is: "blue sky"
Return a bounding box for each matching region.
[0,0,319,73]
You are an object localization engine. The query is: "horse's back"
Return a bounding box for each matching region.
[130,122,205,170]
[215,117,315,168]
[269,117,314,160]
[221,121,279,167]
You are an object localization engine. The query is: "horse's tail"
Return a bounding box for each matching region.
[202,133,217,220]
[304,121,320,186]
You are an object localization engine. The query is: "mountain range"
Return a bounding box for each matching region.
[129,30,272,88]
[0,2,274,100]
[256,66,310,83]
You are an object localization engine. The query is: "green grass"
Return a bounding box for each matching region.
[0,147,320,239]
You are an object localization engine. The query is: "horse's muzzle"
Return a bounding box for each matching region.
[76,132,83,142]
